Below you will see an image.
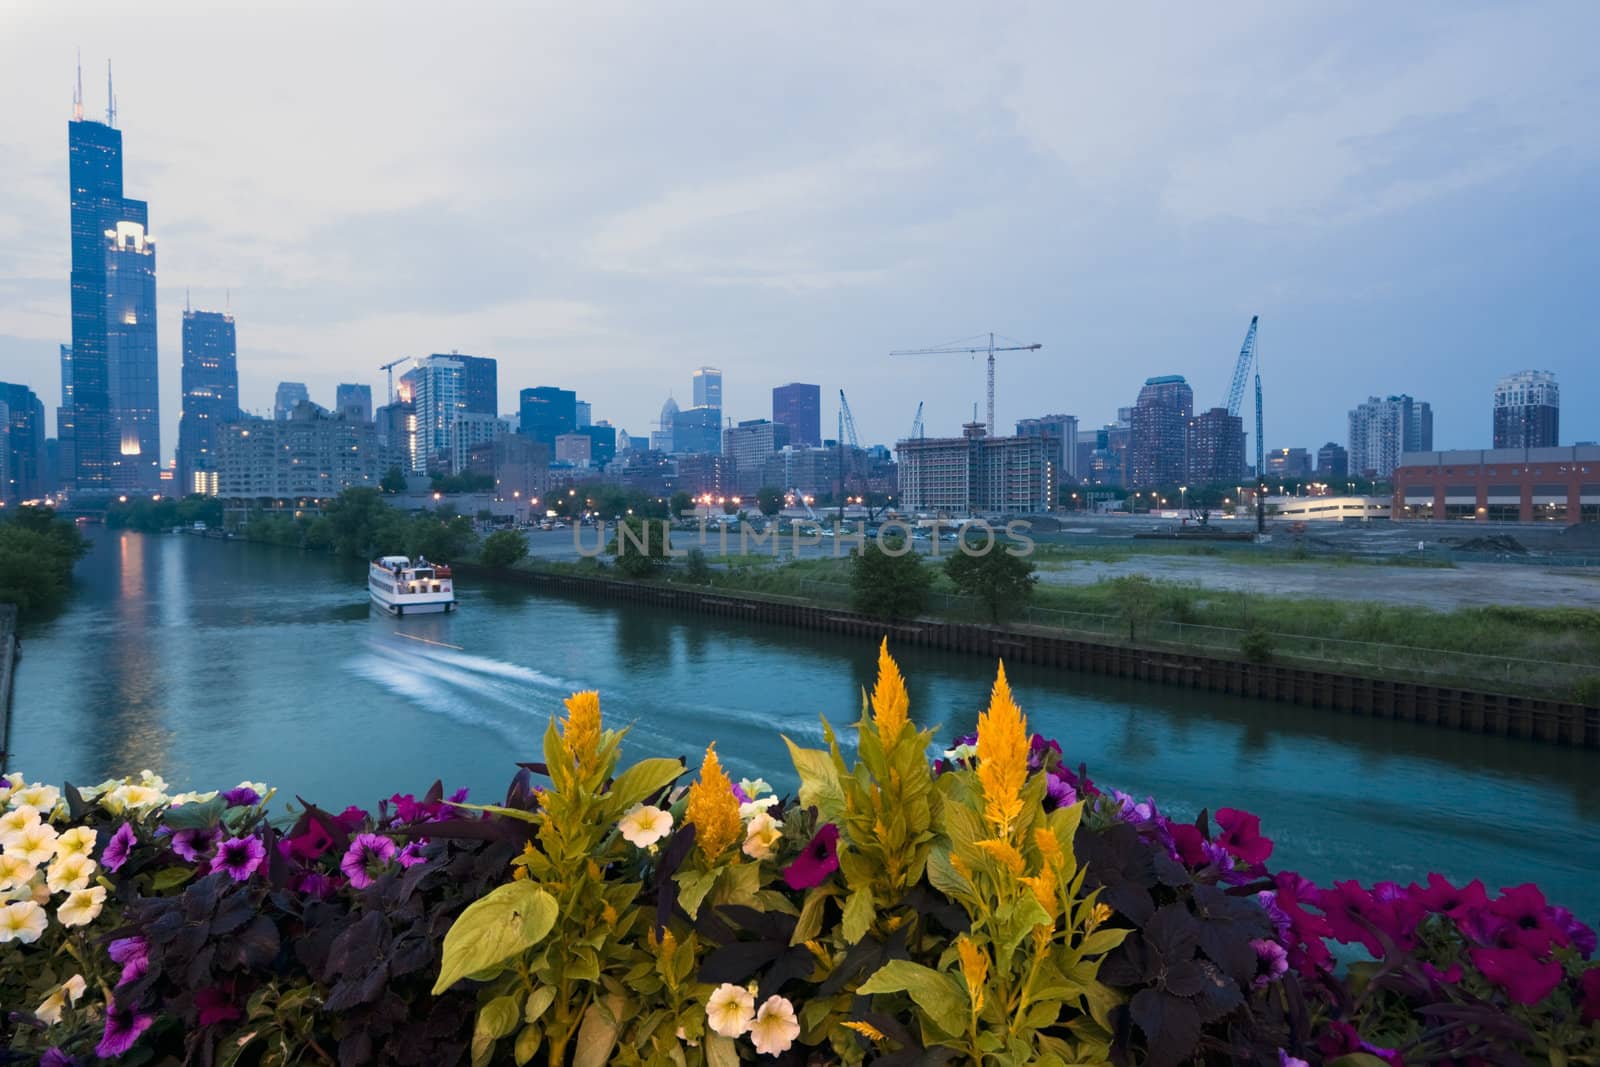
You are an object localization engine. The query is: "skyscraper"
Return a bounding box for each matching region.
[0,383,47,503]
[693,367,722,409]
[56,344,74,489]
[275,382,310,421]
[1015,414,1079,483]
[402,356,463,473]
[1316,442,1349,480]
[69,62,156,494]
[672,406,722,455]
[772,383,821,447]
[1348,395,1432,479]
[435,353,497,415]
[335,383,372,423]
[651,396,679,454]
[1130,375,1193,487]
[1493,371,1559,449]
[177,309,239,495]
[1185,407,1245,485]
[518,386,577,448]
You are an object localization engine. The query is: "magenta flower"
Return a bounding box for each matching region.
[1214,808,1273,865]
[1551,906,1597,958]
[782,823,840,890]
[96,998,156,1058]
[101,822,137,872]
[1411,872,1487,920]
[1580,967,1600,1024]
[1278,1052,1309,1067]
[40,1050,77,1067]
[171,826,220,863]
[397,840,429,868]
[283,821,335,862]
[340,833,398,888]
[295,871,339,899]
[108,936,150,987]
[1422,961,1463,985]
[1470,945,1563,1005]
[195,986,241,1027]
[1042,772,1076,812]
[221,786,260,808]
[210,836,266,881]
[334,805,370,833]
[1487,883,1567,954]
[1251,938,1289,987]
[1169,823,1209,868]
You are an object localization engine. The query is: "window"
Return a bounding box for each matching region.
[1485,504,1519,523]
[1444,504,1477,520]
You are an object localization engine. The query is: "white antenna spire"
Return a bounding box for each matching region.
[73,50,85,121]
[106,59,116,127]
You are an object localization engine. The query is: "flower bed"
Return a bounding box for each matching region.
[2,640,1596,1065]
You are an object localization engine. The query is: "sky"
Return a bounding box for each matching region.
[1,2,1597,459]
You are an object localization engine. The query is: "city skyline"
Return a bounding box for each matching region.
[1,6,1597,461]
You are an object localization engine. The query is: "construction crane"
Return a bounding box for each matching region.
[379,357,411,405]
[1254,359,1266,535]
[890,333,1042,437]
[1221,316,1259,417]
[837,390,863,522]
[909,400,924,441]
[1218,316,1267,533]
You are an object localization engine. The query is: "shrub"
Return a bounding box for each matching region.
[608,516,673,579]
[1240,624,1275,664]
[943,543,1037,622]
[479,528,528,570]
[850,538,931,621]
[683,547,712,583]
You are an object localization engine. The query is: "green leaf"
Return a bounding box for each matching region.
[513,1024,542,1066]
[841,886,875,945]
[926,848,974,900]
[1076,927,1131,957]
[524,985,557,1023]
[447,801,542,825]
[859,959,969,1028]
[1329,1057,1397,1067]
[148,865,196,892]
[790,888,830,946]
[162,795,227,830]
[784,736,846,822]
[433,882,559,995]
[705,1033,740,1067]
[606,758,685,815]
[472,994,523,1067]
[574,995,625,1067]
[675,868,719,920]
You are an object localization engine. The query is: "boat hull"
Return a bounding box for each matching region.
[369,590,454,615]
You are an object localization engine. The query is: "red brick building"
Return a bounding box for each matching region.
[1392,446,1600,523]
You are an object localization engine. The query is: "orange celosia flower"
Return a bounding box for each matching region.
[841,1021,888,1042]
[976,661,1028,840]
[562,690,603,773]
[870,638,910,745]
[977,838,1026,877]
[956,936,988,1014]
[685,743,742,862]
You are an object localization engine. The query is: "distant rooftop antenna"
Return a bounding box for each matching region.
[106,59,116,127]
[72,49,84,121]
[185,288,191,312]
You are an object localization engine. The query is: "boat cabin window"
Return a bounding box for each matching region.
[413,568,434,580]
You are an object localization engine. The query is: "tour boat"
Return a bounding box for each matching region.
[369,555,456,615]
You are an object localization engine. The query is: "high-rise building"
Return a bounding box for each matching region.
[68,67,154,495]
[1263,447,1312,479]
[0,383,47,503]
[723,418,784,495]
[1015,414,1078,483]
[432,353,497,416]
[584,423,617,467]
[402,356,464,473]
[1348,395,1432,479]
[274,382,310,421]
[335,383,372,423]
[772,383,821,448]
[1493,370,1559,449]
[55,344,74,490]
[1130,376,1193,487]
[466,433,549,500]
[672,406,722,454]
[452,412,510,475]
[1316,442,1349,480]
[375,401,417,475]
[896,423,1054,515]
[651,396,679,454]
[693,367,722,409]
[574,400,592,430]
[555,432,593,466]
[177,310,239,495]
[519,386,577,448]
[216,406,388,501]
[1185,408,1245,485]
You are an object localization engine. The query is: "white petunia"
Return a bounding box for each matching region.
[9,785,60,813]
[618,804,673,849]
[943,742,978,763]
[46,853,97,894]
[12,822,59,866]
[0,900,47,944]
[168,790,218,807]
[56,885,107,928]
[55,826,97,859]
[748,995,800,1055]
[137,769,169,792]
[737,778,771,799]
[705,983,755,1038]
[0,805,41,847]
[106,783,167,814]
[35,974,87,1025]
[739,796,780,821]
[741,812,783,861]
[0,853,36,893]
[0,772,23,805]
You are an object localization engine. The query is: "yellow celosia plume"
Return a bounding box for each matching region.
[562,690,603,772]
[956,936,988,1014]
[841,1021,888,1043]
[870,638,910,744]
[685,743,742,862]
[976,661,1028,840]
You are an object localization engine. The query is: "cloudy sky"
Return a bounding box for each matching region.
[2,2,1596,458]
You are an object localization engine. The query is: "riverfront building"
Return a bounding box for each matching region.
[895,423,1054,516]
[177,309,239,495]
[215,406,389,502]
[1264,447,1312,480]
[1492,371,1559,449]
[772,383,821,448]
[1016,414,1079,484]
[1348,395,1432,479]
[0,383,47,504]
[1130,376,1193,488]
[1392,445,1600,524]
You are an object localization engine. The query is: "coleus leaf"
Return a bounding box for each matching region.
[1128,987,1202,1067]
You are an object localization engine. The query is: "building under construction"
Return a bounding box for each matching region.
[895,423,1054,516]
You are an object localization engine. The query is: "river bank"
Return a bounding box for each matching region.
[0,604,15,766]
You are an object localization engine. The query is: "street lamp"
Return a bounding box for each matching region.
[1179,485,1188,512]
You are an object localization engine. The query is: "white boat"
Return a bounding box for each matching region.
[369,555,456,615]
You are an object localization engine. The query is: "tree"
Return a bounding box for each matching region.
[322,488,395,559]
[409,514,477,562]
[1109,575,1161,641]
[944,546,1037,623]
[850,538,931,622]
[0,507,89,619]
[683,547,712,583]
[480,528,528,570]
[756,487,783,517]
[670,491,693,517]
[607,517,672,579]
[380,467,408,494]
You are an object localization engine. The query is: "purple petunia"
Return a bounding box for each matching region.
[101,822,137,872]
[397,840,429,868]
[295,871,339,899]
[210,836,266,881]
[782,824,839,890]
[340,833,398,889]
[221,786,261,808]
[96,998,155,1058]
[1251,938,1289,987]
[40,1050,79,1067]
[108,936,150,988]
[171,826,220,863]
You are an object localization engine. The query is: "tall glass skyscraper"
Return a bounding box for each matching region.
[178,310,239,494]
[693,367,722,409]
[69,66,158,494]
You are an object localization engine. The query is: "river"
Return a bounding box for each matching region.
[9,528,1599,920]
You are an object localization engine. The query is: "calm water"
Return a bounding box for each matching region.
[10,529,1600,920]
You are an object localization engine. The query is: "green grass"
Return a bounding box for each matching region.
[1027,540,1455,569]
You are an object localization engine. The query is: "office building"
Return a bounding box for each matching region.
[0,383,47,503]
[673,453,728,497]
[896,424,1054,515]
[68,70,155,494]
[375,401,417,475]
[467,433,549,500]
[215,406,387,501]
[1264,447,1312,480]
[672,405,722,454]
[1185,408,1246,485]
[452,412,510,475]
[177,310,239,495]
[55,344,74,489]
[584,423,617,467]
[519,386,577,448]
[335,383,372,423]
[555,433,593,467]
[274,382,310,421]
[1130,376,1193,487]
[772,383,821,448]
[723,418,785,495]
[761,445,834,499]
[651,396,679,454]
[693,367,722,410]
[441,353,498,416]
[575,400,592,429]
[1349,395,1432,479]
[1393,446,1600,523]
[401,356,464,473]
[1492,371,1559,449]
[1016,414,1079,483]
[1316,442,1349,480]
